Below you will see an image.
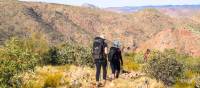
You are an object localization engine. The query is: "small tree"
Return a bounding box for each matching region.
[43,43,94,67]
[42,46,60,65]
[58,43,93,67]
[144,49,184,86]
[0,32,49,87]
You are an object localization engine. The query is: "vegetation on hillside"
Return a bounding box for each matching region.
[144,50,184,86]
[0,0,184,47]
[122,49,200,87]
[0,1,200,88]
[0,33,93,87]
[0,32,48,87]
[0,33,199,88]
[43,43,93,67]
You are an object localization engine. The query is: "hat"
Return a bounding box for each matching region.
[113,40,120,48]
[99,34,105,39]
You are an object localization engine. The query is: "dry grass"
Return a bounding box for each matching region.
[21,65,71,88]
[123,53,142,71]
[173,81,195,88]
[104,76,165,88]
[123,58,140,71]
[44,72,63,87]
[21,64,166,88]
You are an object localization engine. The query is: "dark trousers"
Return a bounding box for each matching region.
[110,61,121,78]
[95,59,107,81]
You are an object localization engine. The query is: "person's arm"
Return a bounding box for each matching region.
[104,41,108,54]
[104,47,108,55]
[104,42,108,61]
[119,50,123,66]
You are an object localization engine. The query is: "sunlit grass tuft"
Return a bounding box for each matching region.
[44,72,63,87]
[123,52,141,71]
[173,81,195,88]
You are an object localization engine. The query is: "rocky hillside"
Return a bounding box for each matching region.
[0,0,92,45]
[137,29,200,56]
[25,2,178,47]
[0,1,176,46]
[1,1,200,56]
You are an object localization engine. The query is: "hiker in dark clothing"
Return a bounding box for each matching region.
[144,49,151,62]
[108,40,123,79]
[92,35,108,87]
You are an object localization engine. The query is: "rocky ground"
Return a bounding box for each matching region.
[21,65,165,88]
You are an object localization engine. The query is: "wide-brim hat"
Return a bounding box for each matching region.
[99,34,105,39]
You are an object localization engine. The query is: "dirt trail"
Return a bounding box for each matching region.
[67,66,165,88]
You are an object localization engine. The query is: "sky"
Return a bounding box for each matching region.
[20,0,200,8]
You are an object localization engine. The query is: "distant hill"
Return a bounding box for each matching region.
[105,5,200,13]
[137,29,200,56]
[105,5,200,17]
[1,1,200,56]
[0,1,175,46]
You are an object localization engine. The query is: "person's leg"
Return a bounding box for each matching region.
[115,62,121,78]
[113,63,117,78]
[102,61,107,80]
[110,62,115,79]
[95,61,101,85]
[102,60,107,85]
[113,61,119,78]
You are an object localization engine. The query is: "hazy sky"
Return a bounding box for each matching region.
[20,0,200,8]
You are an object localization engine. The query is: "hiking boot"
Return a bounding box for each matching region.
[108,75,114,81]
[102,80,106,86]
[96,83,100,87]
[96,83,103,87]
[108,77,113,81]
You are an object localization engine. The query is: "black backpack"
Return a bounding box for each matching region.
[108,47,117,61]
[92,37,104,59]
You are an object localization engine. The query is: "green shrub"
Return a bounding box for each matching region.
[123,52,135,57]
[59,43,93,67]
[0,34,48,87]
[123,52,145,64]
[42,46,60,65]
[179,57,200,74]
[144,49,184,86]
[42,43,93,67]
[133,52,145,64]
[165,49,200,74]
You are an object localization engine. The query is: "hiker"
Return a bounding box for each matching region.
[92,34,108,87]
[108,40,123,79]
[144,49,151,62]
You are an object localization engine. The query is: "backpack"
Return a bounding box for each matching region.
[108,47,117,61]
[92,37,104,59]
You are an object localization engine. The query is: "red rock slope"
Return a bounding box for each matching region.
[137,29,200,57]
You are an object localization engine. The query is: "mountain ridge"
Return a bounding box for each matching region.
[1,1,200,56]
[105,5,200,13]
